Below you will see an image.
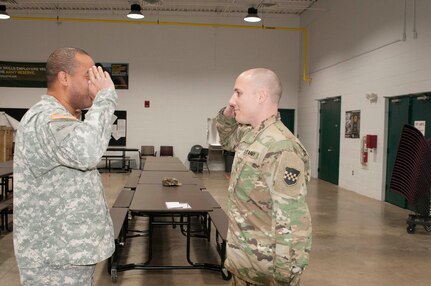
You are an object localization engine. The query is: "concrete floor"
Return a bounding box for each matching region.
[1,171,430,285]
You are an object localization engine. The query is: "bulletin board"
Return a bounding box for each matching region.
[108,110,127,146]
[82,109,127,146]
[0,108,127,146]
[0,108,28,122]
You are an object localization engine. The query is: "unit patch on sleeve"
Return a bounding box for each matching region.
[284,167,300,186]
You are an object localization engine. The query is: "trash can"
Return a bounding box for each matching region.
[223,151,235,173]
[188,145,203,173]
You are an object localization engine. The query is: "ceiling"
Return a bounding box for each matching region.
[0,0,319,17]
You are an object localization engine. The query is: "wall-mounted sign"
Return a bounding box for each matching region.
[0,61,129,90]
[0,61,47,88]
[97,63,129,89]
[414,121,426,136]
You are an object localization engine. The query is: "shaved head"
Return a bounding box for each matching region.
[239,68,282,104]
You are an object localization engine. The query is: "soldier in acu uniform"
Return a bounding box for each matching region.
[13,48,118,285]
[216,68,312,286]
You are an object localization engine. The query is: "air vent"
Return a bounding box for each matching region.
[143,0,161,4]
[260,1,277,8]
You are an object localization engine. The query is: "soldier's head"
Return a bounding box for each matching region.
[229,68,282,128]
[46,47,96,111]
[46,48,90,87]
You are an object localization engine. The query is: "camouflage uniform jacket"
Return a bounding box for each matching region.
[216,109,312,285]
[13,88,117,269]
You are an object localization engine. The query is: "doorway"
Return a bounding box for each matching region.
[278,109,295,134]
[318,97,341,185]
[385,93,431,208]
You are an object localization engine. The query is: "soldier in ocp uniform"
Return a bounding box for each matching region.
[216,68,312,286]
[13,48,117,285]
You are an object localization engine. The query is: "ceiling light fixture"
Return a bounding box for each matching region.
[0,5,10,20]
[244,7,261,23]
[127,4,145,20]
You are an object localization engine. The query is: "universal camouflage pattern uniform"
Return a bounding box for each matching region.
[216,109,312,286]
[13,88,118,284]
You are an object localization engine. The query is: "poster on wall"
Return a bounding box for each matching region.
[0,61,47,88]
[97,63,129,89]
[345,110,360,138]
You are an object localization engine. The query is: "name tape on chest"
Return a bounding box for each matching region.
[243,149,259,159]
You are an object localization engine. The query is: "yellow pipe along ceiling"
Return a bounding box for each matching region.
[11,16,312,82]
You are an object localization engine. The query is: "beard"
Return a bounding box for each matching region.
[70,84,93,110]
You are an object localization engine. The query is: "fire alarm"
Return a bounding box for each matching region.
[144,100,150,108]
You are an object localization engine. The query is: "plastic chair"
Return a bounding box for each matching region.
[159,146,174,156]
[141,145,156,157]
[140,145,156,169]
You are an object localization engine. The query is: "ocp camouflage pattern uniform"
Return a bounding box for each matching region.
[13,88,118,283]
[216,108,312,286]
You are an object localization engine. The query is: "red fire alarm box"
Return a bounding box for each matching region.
[366,135,377,149]
[144,100,150,108]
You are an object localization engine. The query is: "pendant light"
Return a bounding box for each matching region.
[0,5,10,20]
[244,7,261,23]
[127,4,145,19]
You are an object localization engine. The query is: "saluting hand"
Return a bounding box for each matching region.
[223,104,236,118]
[88,66,115,99]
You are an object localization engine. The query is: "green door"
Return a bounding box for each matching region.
[279,109,295,134]
[385,93,431,208]
[385,97,410,208]
[318,97,341,185]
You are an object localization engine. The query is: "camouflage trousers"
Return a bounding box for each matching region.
[231,275,260,286]
[231,274,301,286]
[19,264,96,286]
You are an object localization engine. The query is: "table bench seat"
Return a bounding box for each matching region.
[107,207,129,282]
[112,189,135,208]
[208,208,231,280]
[124,169,141,190]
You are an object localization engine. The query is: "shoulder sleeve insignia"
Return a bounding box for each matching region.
[284,167,300,186]
[51,113,77,121]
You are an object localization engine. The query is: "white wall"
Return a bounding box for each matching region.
[0,13,301,166]
[299,0,431,200]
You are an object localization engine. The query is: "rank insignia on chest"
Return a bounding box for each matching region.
[51,113,76,121]
[284,167,300,186]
